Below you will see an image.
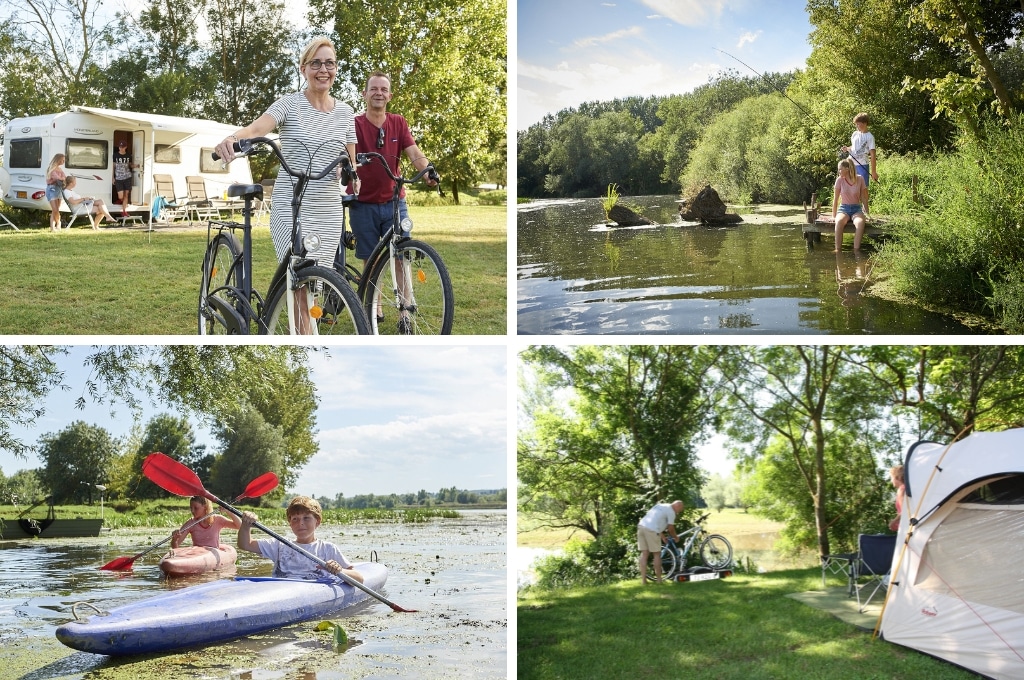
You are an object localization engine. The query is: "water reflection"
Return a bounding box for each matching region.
[517,195,989,335]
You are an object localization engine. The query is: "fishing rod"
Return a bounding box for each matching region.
[713,47,870,173]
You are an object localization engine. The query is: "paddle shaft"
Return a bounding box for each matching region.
[214,497,414,612]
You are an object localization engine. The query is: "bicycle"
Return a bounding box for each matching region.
[659,512,733,580]
[198,137,369,335]
[332,151,454,335]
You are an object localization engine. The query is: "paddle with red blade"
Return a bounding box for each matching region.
[99,470,279,571]
[142,452,416,613]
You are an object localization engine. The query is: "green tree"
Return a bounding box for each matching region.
[209,405,285,505]
[719,345,896,559]
[519,346,722,540]
[311,0,506,203]
[0,346,66,460]
[37,421,118,503]
[132,414,201,498]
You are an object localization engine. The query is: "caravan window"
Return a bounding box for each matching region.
[155,144,180,163]
[200,148,229,174]
[66,139,108,170]
[10,138,42,168]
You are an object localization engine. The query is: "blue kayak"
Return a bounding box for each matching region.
[55,561,387,655]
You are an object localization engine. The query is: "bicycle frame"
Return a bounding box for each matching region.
[202,137,366,335]
[666,524,705,564]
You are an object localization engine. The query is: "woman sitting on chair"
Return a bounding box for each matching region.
[63,177,117,230]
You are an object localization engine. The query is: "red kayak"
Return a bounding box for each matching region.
[158,543,237,576]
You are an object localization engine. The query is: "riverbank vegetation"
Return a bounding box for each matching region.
[519,345,1024,588]
[517,0,1023,330]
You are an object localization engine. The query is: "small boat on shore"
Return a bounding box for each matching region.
[0,496,103,540]
[158,543,237,576]
[55,560,388,655]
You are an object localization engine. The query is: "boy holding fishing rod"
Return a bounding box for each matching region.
[841,113,878,186]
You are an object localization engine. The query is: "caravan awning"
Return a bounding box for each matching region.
[70,106,236,135]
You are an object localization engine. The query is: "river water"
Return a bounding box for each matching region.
[517,196,990,335]
[0,510,506,679]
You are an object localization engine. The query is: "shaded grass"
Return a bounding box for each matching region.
[0,205,505,334]
[518,568,981,680]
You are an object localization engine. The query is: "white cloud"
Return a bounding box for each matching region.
[638,0,729,27]
[737,30,762,49]
[572,26,643,49]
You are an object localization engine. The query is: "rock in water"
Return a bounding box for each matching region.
[678,185,743,224]
[608,203,653,226]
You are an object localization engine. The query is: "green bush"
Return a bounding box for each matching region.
[875,116,1024,331]
[532,532,634,590]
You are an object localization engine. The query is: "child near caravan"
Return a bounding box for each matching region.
[45,154,66,232]
[238,495,364,583]
[63,177,118,229]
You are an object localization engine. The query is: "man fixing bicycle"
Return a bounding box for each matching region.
[637,499,684,584]
[347,71,437,334]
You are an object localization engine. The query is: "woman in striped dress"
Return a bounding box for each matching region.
[214,37,360,267]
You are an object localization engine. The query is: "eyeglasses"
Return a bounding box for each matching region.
[306,59,337,72]
[377,126,385,148]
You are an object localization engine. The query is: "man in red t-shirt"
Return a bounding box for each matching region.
[347,71,436,333]
[348,71,436,263]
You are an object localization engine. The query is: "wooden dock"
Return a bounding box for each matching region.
[802,194,887,248]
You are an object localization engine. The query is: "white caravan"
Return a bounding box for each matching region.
[1,106,251,219]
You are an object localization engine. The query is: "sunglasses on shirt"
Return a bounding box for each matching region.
[377,126,385,148]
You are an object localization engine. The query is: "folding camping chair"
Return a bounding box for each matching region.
[185,175,220,223]
[821,550,857,595]
[152,174,189,223]
[852,533,897,612]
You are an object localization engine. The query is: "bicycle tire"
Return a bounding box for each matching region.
[659,544,678,580]
[699,534,733,570]
[362,239,454,335]
[263,265,370,335]
[198,231,243,334]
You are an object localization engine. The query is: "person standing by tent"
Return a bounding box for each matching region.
[637,499,684,584]
[888,465,905,531]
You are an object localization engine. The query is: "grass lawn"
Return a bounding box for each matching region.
[518,569,981,680]
[0,204,505,335]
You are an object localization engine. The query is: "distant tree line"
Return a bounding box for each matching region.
[518,0,1023,204]
[313,487,507,511]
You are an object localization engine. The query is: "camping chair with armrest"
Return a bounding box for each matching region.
[185,175,220,223]
[821,549,858,595]
[853,533,897,612]
[152,174,189,223]
[61,186,95,229]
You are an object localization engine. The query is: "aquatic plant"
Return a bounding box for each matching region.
[601,183,619,219]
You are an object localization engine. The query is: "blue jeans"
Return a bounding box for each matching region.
[349,199,410,260]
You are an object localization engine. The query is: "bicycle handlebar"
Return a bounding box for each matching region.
[213,137,354,182]
[355,151,441,188]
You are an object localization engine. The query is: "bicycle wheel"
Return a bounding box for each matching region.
[659,545,678,580]
[263,265,370,335]
[699,534,733,570]
[362,239,454,335]
[198,231,242,334]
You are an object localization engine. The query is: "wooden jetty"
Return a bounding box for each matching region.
[802,193,887,248]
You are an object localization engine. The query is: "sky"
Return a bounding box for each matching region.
[1,345,507,499]
[517,0,815,128]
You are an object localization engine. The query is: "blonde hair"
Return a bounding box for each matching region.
[190,495,215,526]
[46,153,65,177]
[838,157,857,182]
[64,176,77,189]
[299,37,336,68]
[286,495,323,523]
[890,464,905,485]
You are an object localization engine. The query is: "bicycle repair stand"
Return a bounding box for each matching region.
[673,566,733,583]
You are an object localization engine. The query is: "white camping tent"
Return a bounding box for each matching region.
[879,429,1024,679]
